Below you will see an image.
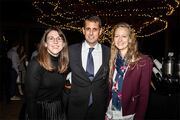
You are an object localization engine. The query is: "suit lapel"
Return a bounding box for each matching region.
[75,43,90,81]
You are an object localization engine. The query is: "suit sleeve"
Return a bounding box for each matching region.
[24,59,42,119]
[135,56,153,120]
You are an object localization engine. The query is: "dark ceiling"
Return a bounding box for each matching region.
[1,1,31,21]
[0,0,179,58]
[0,0,35,28]
[0,0,179,30]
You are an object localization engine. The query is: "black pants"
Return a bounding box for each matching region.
[84,104,105,120]
[9,69,18,97]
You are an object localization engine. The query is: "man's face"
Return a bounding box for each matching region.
[82,20,102,47]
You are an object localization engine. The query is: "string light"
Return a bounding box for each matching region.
[32,0,180,43]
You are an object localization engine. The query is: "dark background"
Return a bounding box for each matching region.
[0,0,85,58]
[0,0,180,119]
[0,0,179,59]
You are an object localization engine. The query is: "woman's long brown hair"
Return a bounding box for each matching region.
[109,22,141,81]
[37,27,69,73]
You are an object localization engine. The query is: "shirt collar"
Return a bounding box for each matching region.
[83,40,101,51]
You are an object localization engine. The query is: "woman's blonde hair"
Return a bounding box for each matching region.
[109,22,141,80]
[37,27,69,73]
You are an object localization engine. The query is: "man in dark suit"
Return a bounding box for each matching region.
[67,16,110,120]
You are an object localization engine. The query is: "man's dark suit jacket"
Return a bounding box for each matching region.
[67,42,110,120]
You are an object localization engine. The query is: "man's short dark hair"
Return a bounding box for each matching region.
[83,16,102,28]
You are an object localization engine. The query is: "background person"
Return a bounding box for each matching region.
[31,41,40,60]
[7,40,21,101]
[17,44,28,95]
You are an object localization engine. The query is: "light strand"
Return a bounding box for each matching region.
[32,0,180,43]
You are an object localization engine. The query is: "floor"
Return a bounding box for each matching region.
[0,99,24,120]
[0,87,179,120]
